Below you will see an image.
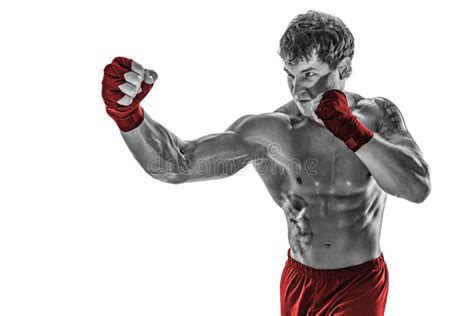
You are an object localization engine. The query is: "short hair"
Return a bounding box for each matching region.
[279,10,354,74]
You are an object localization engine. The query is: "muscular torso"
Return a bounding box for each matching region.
[250,93,387,269]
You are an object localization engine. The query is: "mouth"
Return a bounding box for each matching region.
[294,99,311,104]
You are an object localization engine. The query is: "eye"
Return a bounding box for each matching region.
[305,72,318,78]
[286,72,295,79]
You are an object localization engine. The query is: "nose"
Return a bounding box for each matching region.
[292,80,309,100]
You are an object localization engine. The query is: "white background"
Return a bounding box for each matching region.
[1,0,473,315]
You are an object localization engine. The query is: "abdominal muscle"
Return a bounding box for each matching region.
[280,179,387,269]
[254,100,386,269]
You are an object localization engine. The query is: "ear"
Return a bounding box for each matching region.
[337,57,352,80]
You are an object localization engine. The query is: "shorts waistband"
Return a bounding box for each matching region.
[286,249,386,280]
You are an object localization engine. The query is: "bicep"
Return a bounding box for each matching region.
[179,115,266,182]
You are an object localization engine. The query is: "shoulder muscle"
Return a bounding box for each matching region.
[373,97,420,151]
[374,97,410,138]
[228,112,289,142]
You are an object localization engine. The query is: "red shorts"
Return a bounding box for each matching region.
[280,249,389,316]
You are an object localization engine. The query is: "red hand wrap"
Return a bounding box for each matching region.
[101,57,153,132]
[315,90,374,152]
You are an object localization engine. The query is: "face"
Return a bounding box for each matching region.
[284,53,344,117]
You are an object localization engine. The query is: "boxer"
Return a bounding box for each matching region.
[102,11,431,315]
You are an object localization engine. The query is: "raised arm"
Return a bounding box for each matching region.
[101,57,266,184]
[121,112,267,184]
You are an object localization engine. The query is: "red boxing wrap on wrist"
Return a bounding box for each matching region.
[101,57,153,132]
[315,90,374,152]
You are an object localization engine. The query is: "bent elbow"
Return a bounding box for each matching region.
[165,174,187,184]
[143,168,188,184]
[145,169,187,185]
[410,178,432,204]
[141,159,188,184]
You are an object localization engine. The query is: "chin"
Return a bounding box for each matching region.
[294,101,310,114]
[295,103,304,113]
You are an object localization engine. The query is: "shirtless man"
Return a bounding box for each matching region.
[101,10,431,316]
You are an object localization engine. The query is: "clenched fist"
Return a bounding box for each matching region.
[314,90,374,152]
[101,57,158,131]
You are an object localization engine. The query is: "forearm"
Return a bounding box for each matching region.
[355,134,431,203]
[121,111,189,183]
[102,58,262,184]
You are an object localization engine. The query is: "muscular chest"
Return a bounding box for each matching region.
[258,115,374,195]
